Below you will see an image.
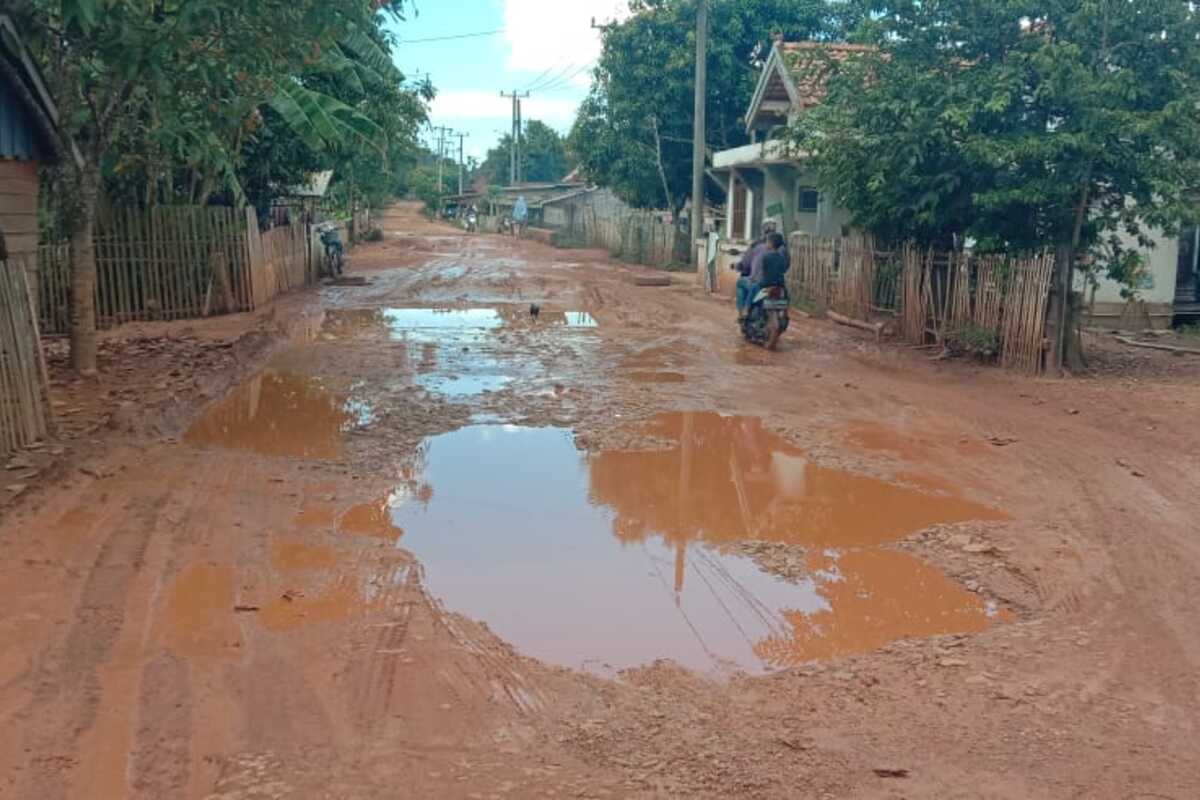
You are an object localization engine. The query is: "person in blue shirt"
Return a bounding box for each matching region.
[512,196,529,238]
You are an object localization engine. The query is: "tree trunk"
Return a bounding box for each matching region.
[68,165,102,376]
[650,117,676,214]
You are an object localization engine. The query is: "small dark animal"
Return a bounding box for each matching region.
[529,304,541,319]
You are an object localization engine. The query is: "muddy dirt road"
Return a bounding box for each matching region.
[3,202,1199,799]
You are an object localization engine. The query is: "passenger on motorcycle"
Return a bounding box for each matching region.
[748,232,789,304]
[733,221,781,321]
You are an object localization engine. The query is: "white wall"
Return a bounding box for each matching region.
[1081,228,1179,306]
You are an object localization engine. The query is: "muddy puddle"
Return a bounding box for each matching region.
[184,370,372,458]
[384,412,1008,675]
[324,306,598,339]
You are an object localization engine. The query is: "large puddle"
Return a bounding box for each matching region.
[183,371,371,459]
[383,413,1008,674]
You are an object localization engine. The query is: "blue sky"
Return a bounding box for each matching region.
[387,0,629,163]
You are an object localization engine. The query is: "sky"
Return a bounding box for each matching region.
[386,0,630,165]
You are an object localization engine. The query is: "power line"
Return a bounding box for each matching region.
[526,61,579,93]
[521,58,570,93]
[398,29,505,44]
[535,63,595,93]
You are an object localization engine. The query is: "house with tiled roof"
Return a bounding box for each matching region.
[708,39,870,245]
[707,38,1196,327]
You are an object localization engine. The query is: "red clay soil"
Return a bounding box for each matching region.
[1,202,1198,799]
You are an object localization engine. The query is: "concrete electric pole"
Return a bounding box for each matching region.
[456,132,469,196]
[500,90,530,186]
[434,125,453,201]
[690,0,708,248]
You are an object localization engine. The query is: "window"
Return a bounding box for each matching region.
[798,187,820,213]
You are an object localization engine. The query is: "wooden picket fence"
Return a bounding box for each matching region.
[37,206,316,335]
[247,220,313,306]
[573,208,689,268]
[788,233,1054,374]
[0,261,50,457]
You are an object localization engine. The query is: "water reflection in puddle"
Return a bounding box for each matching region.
[324,306,598,339]
[417,374,512,397]
[184,371,371,459]
[387,413,1008,675]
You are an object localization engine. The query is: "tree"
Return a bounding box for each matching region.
[797,0,1200,370]
[11,0,413,373]
[568,0,858,211]
[479,120,573,186]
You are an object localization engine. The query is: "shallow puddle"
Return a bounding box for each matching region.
[385,413,1007,674]
[417,374,512,398]
[185,370,370,459]
[324,306,599,339]
[157,564,241,660]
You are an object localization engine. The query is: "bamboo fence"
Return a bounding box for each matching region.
[37,207,315,335]
[0,260,50,457]
[789,233,1054,374]
[575,208,687,268]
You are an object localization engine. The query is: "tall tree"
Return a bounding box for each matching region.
[797,0,1200,369]
[10,0,412,373]
[568,0,857,211]
[480,120,573,186]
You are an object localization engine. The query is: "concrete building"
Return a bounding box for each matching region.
[708,37,1199,327]
[708,41,869,245]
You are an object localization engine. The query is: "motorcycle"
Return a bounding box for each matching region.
[463,211,478,233]
[741,285,790,350]
[317,224,345,276]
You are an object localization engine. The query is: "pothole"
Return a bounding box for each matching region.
[374,412,1010,675]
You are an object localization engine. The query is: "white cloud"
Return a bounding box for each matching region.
[431,90,581,126]
[502,0,628,83]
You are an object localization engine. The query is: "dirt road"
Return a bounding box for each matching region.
[2,202,1198,799]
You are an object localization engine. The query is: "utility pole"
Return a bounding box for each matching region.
[690,0,708,248]
[499,90,530,186]
[434,125,453,200]
[516,97,524,184]
[456,131,469,196]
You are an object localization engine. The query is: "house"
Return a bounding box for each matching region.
[0,14,74,297]
[1083,227,1194,329]
[708,41,869,246]
[708,37,1197,328]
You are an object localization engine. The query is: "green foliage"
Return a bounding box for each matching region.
[1178,324,1200,339]
[947,325,1001,358]
[408,166,454,212]
[797,1,1200,257]
[480,121,573,186]
[569,0,859,210]
[14,0,426,213]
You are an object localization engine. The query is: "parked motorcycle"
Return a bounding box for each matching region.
[317,224,345,276]
[741,285,790,350]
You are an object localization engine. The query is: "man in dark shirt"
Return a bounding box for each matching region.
[733,222,778,320]
[748,232,789,305]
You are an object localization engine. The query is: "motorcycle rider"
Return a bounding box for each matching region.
[748,232,789,305]
[733,220,780,321]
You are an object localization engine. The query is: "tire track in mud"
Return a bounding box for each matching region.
[12,480,172,799]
